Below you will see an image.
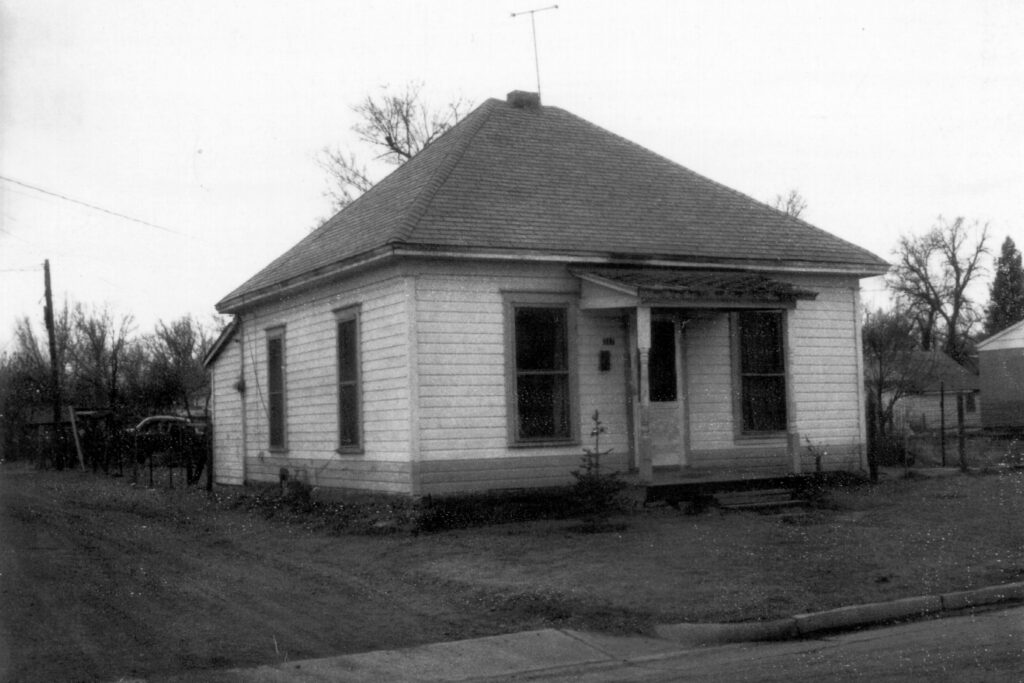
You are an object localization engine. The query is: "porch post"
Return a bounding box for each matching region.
[637,306,653,483]
[783,309,801,474]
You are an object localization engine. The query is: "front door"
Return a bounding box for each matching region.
[648,316,686,468]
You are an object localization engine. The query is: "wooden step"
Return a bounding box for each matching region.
[719,499,807,511]
[714,488,807,511]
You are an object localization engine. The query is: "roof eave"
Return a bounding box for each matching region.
[202,318,238,368]
[977,318,1024,350]
[393,244,890,278]
[216,245,398,314]
[217,243,887,314]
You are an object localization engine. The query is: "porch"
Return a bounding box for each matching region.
[574,266,819,484]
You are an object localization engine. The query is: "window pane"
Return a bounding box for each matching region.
[338,384,359,446]
[268,338,283,394]
[515,308,567,371]
[267,336,285,448]
[740,311,784,373]
[337,317,360,448]
[650,319,677,402]
[337,319,357,382]
[269,396,284,447]
[742,376,786,432]
[517,374,570,439]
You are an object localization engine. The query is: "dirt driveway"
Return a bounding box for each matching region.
[0,467,557,682]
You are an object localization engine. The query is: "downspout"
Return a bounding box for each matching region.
[784,308,801,475]
[852,288,868,472]
[406,276,421,495]
[237,316,248,484]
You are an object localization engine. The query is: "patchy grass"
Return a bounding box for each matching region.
[3,463,1022,681]
[142,466,1023,625]
[408,469,1024,624]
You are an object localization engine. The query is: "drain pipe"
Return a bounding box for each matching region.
[237,315,248,484]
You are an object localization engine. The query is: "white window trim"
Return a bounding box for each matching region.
[503,292,580,447]
[334,306,363,455]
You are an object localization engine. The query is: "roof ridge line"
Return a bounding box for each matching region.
[392,99,501,245]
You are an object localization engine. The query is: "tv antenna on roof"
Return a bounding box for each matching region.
[511,4,558,99]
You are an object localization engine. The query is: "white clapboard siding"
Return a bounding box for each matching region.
[210,337,244,485]
[787,278,862,448]
[234,269,413,490]
[576,310,631,455]
[413,263,629,481]
[685,278,865,463]
[212,256,870,494]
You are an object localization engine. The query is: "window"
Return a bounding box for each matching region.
[737,311,787,433]
[649,318,677,402]
[266,328,286,449]
[965,392,977,413]
[508,301,575,443]
[336,309,361,451]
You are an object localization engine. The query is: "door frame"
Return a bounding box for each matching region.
[645,311,689,468]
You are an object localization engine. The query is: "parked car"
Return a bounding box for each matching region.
[125,415,208,483]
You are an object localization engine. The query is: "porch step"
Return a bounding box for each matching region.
[643,475,812,510]
[714,488,807,511]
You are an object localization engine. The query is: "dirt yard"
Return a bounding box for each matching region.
[2,464,1022,682]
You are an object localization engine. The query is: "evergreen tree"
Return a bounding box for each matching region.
[984,236,1024,336]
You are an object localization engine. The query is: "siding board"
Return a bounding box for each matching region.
[232,269,412,491]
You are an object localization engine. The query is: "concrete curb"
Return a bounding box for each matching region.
[654,619,797,645]
[655,581,1024,646]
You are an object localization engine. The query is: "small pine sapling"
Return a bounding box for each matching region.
[804,436,826,473]
[571,410,626,531]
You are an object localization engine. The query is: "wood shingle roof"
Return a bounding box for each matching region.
[218,93,887,311]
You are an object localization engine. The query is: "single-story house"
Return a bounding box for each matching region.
[205,91,888,495]
[891,351,981,432]
[977,319,1024,429]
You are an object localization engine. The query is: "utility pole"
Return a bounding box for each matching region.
[43,259,63,469]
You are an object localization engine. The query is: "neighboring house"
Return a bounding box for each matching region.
[205,91,888,495]
[891,351,981,433]
[977,319,1024,429]
[15,406,72,461]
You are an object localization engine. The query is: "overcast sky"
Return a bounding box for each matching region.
[2,0,1022,353]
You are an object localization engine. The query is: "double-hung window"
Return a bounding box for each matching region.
[737,310,787,433]
[266,327,286,449]
[336,307,361,452]
[507,297,576,444]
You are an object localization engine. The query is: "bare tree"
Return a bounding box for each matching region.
[771,189,808,219]
[318,83,472,211]
[11,305,73,402]
[862,308,940,433]
[68,304,134,409]
[862,307,941,481]
[2,308,73,466]
[151,316,221,418]
[887,217,989,363]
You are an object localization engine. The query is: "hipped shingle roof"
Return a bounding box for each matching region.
[219,95,887,311]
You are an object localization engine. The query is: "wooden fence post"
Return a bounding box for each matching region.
[957,393,967,472]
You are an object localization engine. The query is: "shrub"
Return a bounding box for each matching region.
[570,411,626,532]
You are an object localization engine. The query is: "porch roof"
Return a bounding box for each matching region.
[573,268,818,309]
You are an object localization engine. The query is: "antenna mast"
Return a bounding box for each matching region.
[511,4,558,98]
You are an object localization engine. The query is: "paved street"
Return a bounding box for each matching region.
[504,606,1024,682]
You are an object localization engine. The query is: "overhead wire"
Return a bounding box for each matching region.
[0,175,188,236]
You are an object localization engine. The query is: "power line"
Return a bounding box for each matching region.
[0,175,187,236]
